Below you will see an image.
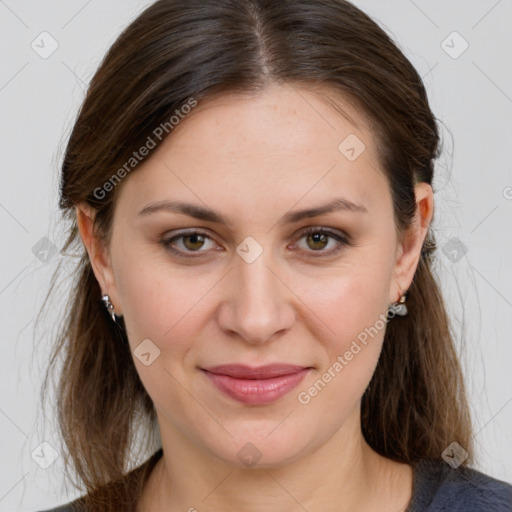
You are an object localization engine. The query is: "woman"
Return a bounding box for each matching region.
[38,0,512,511]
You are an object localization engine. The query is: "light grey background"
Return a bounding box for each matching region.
[1,1,511,510]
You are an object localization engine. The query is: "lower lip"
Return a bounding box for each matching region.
[202,368,310,405]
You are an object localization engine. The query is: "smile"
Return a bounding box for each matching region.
[201,364,311,405]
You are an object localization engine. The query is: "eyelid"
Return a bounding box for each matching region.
[295,226,350,243]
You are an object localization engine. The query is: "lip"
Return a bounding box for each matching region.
[201,364,311,404]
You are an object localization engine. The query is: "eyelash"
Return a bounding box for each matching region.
[160,227,350,258]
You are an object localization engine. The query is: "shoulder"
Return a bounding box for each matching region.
[408,458,512,511]
[34,448,164,512]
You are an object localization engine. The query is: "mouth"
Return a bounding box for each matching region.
[200,364,312,405]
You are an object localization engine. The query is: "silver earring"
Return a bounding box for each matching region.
[388,290,408,317]
[101,294,117,322]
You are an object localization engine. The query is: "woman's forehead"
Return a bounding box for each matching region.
[109,85,389,226]
[134,86,380,184]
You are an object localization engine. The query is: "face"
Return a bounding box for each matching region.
[80,83,430,469]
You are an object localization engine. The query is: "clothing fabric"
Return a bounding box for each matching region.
[37,450,512,511]
[404,458,512,511]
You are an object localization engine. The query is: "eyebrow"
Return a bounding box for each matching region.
[137,197,368,226]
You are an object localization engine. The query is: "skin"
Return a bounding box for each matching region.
[77,83,433,512]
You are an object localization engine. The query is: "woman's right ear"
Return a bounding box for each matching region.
[75,202,113,297]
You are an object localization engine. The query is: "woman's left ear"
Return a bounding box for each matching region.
[391,182,434,300]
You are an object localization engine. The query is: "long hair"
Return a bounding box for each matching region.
[40,0,474,510]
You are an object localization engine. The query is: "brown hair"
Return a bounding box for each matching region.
[40,0,474,510]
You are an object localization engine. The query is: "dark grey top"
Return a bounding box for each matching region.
[37,454,512,511]
[404,458,512,511]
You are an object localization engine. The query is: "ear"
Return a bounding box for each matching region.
[390,182,434,302]
[76,202,122,315]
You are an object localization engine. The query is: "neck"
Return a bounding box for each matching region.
[138,408,413,512]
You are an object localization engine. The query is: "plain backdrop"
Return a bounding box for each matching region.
[1,1,511,510]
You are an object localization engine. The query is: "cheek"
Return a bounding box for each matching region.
[293,261,391,404]
[293,274,388,424]
[113,253,217,352]
[299,265,390,347]
[113,258,208,407]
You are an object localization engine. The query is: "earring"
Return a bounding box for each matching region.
[388,289,408,317]
[101,294,117,322]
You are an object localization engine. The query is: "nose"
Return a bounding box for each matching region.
[217,245,296,345]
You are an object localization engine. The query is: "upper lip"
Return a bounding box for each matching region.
[202,364,309,379]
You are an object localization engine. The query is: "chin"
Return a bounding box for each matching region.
[201,422,319,470]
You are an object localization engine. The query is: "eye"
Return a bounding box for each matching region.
[161,230,219,256]
[160,227,350,258]
[292,227,349,256]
